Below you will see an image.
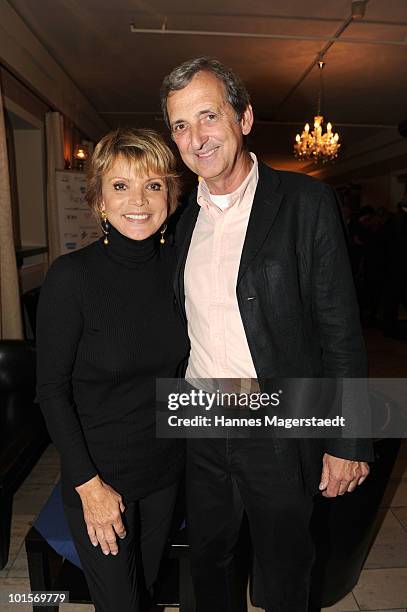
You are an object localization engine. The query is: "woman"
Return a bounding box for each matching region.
[36,128,189,611]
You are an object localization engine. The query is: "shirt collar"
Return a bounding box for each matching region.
[197,152,258,214]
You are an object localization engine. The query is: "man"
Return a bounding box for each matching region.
[160,57,372,612]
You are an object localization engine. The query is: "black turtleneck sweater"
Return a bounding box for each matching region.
[36,227,189,506]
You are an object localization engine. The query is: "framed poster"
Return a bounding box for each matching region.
[56,170,101,255]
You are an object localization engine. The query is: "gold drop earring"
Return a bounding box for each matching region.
[160,223,167,245]
[100,210,110,245]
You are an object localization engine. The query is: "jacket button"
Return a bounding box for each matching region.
[247,296,256,301]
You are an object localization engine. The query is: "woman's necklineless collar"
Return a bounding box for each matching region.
[100,224,159,267]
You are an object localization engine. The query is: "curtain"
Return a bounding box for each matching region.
[45,111,65,263]
[0,77,23,339]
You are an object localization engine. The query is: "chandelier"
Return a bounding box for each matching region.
[294,60,340,164]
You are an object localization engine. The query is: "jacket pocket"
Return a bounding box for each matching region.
[263,262,302,318]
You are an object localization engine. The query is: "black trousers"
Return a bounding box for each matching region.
[186,438,315,612]
[64,483,178,612]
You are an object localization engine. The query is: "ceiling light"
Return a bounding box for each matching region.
[293,60,341,164]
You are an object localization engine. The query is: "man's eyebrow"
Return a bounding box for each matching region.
[171,109,216,127]
[197,109,215,116]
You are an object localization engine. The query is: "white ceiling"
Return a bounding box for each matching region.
[7,0,407,174]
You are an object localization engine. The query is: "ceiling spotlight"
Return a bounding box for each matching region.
[351,0,367,19]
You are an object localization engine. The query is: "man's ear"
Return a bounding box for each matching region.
[240,104,254,136]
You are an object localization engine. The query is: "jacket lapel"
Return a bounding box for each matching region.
[237,163,284,284]
[175,163,284,319]
[174,193,200,324]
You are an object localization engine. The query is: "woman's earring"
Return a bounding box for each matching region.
[100,210,110,245]
[160,223,167,245]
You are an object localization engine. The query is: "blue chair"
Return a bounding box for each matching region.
[25,482,195,611]
[32,483,81,568]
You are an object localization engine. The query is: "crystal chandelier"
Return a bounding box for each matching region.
[294,60,340,164]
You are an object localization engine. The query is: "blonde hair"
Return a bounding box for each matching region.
[86,128,180,215]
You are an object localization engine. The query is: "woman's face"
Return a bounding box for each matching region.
[100,155,168,241]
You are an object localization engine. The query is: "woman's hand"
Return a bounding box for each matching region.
[75,475,126,555]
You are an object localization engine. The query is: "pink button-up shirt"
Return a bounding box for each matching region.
[185,153,259,379]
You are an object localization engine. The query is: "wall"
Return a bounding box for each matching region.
[308,124,407,211]
[341,168,407,212]
[359,174,392,209]
[0,0,108,294]
[0,0,107,141]
[13,129,46,246]
[4,100,48,294]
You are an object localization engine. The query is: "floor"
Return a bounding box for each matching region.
[0,328,406,612]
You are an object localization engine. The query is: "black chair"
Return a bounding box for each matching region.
[0,340,49,569]
[21,286,41,340]
[309,438,402,609]
[250,437,402,610]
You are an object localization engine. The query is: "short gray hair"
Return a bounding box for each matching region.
[160,57,251,129]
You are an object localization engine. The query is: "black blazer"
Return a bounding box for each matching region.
[174,162,373,488]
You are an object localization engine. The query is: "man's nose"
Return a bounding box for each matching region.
[190,123,208,151]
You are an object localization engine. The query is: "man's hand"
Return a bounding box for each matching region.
[75,475,126,555]
[319,453,370,498]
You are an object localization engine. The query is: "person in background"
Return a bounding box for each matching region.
[160,57,372,612]
[382,198,407,338]
[36,128,189,612]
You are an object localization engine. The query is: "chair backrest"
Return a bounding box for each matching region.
[0,341,37,423]
[21,287,41,340]
[0,340,36,392]
[0,340,47,497]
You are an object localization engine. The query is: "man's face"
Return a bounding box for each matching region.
[166,71,253,193]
